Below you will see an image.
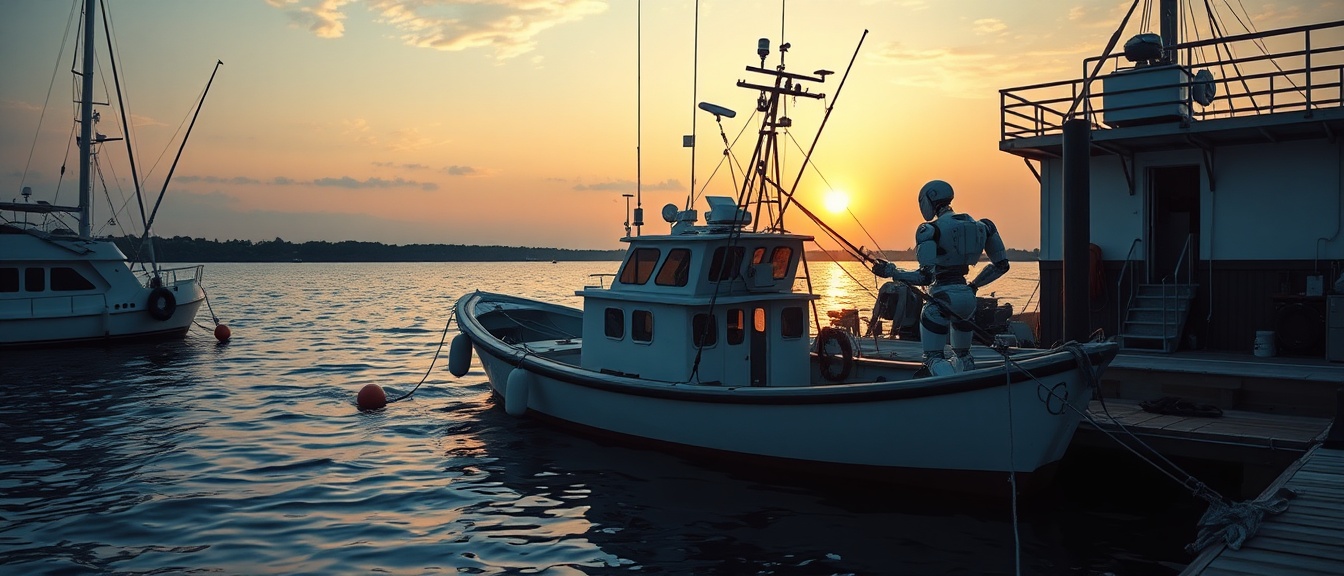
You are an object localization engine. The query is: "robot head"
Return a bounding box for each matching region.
[918,179,954,221]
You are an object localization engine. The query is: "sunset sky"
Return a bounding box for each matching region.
[1,0,1335,251]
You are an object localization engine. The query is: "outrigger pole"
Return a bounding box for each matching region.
[776,29,868,225]
[146,60,222,238]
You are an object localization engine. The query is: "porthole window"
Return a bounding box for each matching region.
[604,308,625,339]
[692,313,717,347]
[781,307,804,338]
[726,308,745,345]
[0,268,18,292]
[24,268,44,292]
[632,310,654,342]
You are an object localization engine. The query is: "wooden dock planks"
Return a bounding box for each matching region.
[1180,447,1344,576]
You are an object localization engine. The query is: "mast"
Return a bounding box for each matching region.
[1160,0,1178,64]
[77,0,95,238]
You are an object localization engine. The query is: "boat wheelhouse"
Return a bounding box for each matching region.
[1000,6,1344,358]
[579,199,814,387]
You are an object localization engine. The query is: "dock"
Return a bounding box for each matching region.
[1074,349,1344,494]
[1178,445,1344,576]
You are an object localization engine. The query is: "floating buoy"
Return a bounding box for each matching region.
[357,383,387,410]
[504,369,532,416]
[448,333,473,377]
[214,324,231,342]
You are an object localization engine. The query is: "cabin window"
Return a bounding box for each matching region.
[751,247,767,265]
[726,308,745,345]
[780,307,804,338]
[692,313,717,347]
[632,310,654,342]
[655,249,692,287]
[708,246,745,282]
[618,248,661,285]
[604,308,624,339]
[0,268,18,292]
[753,308,767,333]
[50,267,96,291]
[24,268,44,292]
[770,247,793,279]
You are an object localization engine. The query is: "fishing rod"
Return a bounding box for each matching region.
[789,196,1007,348]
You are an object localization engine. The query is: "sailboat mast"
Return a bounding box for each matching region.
[77,0,95,238]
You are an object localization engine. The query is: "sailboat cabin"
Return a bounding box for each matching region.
[576,197,817,386]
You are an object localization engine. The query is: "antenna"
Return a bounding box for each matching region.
[622,193,634,238]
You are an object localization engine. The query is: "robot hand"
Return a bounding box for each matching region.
[871,259,898,278]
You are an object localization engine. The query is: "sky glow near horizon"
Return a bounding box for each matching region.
[0,0,1336,251]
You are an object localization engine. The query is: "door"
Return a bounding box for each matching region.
[750,307,767,386]
[1148,165,1200,283]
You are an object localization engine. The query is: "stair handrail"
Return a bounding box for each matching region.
[1160,233,1195,347]
[1116,238,1143,338]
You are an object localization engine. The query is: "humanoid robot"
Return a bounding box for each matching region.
[872,180,1009,376]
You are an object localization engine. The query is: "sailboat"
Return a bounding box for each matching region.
[0,0,216,348]
[449,33,1119,489]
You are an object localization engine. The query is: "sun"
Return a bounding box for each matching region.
[823,189,850,214]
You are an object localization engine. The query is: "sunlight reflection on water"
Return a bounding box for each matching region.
[0,261,1192,575]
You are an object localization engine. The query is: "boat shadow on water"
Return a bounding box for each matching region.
[443,395,1197,575]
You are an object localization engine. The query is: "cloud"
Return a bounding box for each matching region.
[176,175,263,185]
[268,0,356,39]
[972,18,1007,35]
[444,165,479,176]
[573,178,681,192]
[181,173,437,191]
[313,175,438,190]
[267,0,608,59]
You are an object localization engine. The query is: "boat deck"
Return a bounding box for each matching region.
[1178,445,1344,576]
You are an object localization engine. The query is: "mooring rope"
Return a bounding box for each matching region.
[388,309,456,404]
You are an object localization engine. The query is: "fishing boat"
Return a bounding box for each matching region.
[0,0,220,348]
[451,35,1119,488]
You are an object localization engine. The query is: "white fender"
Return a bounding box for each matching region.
[447,333,473,377]
[504,369,532,416]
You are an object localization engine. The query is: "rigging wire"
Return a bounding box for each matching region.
[17,0,80,202]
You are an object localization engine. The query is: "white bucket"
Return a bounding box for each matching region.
[1253,330,1276,357]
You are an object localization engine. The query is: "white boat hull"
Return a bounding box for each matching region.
[457,291,1117,481]
[0,285,205,347]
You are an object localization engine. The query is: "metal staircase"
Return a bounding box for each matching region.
[1118,283,1196,352]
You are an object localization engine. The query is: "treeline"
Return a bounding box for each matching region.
[109,236,626,263]
[104,236,1041,263]
[807,248,1040,262]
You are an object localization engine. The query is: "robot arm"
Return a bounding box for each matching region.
[870,260,933,285]
[969,218,1010,290]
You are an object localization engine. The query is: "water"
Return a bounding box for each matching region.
[1,262,1201,575]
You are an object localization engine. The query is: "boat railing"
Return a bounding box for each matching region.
[1001,19,1344,140]
[1115,238,1144,338]
[141,264,204,288]
[587,273,616,289]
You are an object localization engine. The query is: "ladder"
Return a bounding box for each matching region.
[1118,283,1196,352]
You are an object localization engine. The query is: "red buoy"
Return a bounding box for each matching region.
[214,324,232,342]
[357,383,387,410]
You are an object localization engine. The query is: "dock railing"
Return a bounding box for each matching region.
[1001,20,1344,140]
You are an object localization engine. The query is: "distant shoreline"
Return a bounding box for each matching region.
[114,236,1039,263]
